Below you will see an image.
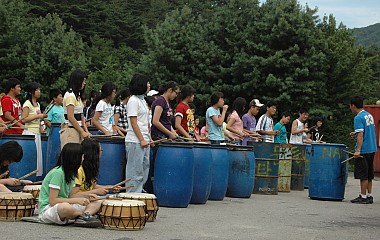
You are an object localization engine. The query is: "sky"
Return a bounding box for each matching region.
[296,0,380,29]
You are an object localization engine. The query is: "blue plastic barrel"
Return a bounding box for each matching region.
[309,143,348,201]
[304,144,312,188]
[0,135,37,181]
[96,137,126,186]
[38,135,49,181]
[226,146,255,198]
[45,123,61,175]
[208,144,229,200]
[190,143,212,204]
[154,142,194,208]
[251,142,280,195]
[290,144,306,191]
[87,126,99,135]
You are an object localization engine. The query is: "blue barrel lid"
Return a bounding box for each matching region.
[91,136,125,143]
[159,141,193,148]
[0,134,35,140]
[311,143,347,148]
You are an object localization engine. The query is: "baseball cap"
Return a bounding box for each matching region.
[147,90,159,97]
[249,99,264,107]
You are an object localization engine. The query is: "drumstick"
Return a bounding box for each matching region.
[90,195,124,201]
[110,178,131,189]
[17,169,39,181]
[116,186,135,191]
[0,170,9,179]
[43,100,55,114]
[151,138,169,144]
[343,149,355,155]
[319,135,324,142]
[7,116,27,128]
[30,181,43,185]
[341,156,355,164]
[175,136,194,141]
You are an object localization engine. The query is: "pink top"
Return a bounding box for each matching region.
[230,111,244,139]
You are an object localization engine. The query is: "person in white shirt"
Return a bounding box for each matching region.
[256,101,279,143]
[92,82,117,136]
[125,74,151,193]
[289,108,309,144]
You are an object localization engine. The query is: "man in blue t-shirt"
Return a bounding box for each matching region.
[349,96,377,204]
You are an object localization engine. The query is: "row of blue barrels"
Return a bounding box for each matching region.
[0,127,349,202]
[154,142,256,208]
[0,123,126,185]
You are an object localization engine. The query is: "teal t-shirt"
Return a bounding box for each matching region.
[206,107,224,141]
[274,122,287,143]
[45,105,65,136]
[38,166,75,214]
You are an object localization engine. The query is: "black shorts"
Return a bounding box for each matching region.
[354,153,375,180]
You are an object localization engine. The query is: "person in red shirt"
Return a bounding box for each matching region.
[175,85,199,141]
[1,78,24,134]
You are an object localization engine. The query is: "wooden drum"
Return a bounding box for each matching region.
[113,193,159,222]
[98,200,147,230]
[23,185,42,201]
[0,192,35,221]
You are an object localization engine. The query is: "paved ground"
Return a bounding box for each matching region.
[1,175,379,240]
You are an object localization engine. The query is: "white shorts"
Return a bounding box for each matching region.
[39,203,86,225]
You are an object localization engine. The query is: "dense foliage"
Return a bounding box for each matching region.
[1,0,379,148]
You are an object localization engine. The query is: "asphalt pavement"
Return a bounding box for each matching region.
[1,175,379,240]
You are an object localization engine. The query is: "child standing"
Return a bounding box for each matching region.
[92,82,117,136]
[256,101,279,143]
[38,143,102,227]
[274,112,291,143]
[175,85,196,140]
[60,70,91,148]
[206,92,229,144]
[0,78,24,134]
[114,88,132,137]
[21,82,48,178]
[44,89,65,136]
[125,74,151,193]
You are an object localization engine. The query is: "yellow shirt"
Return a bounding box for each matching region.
[75,166,95,191]
[23,100,41,134]
[63,91,84,126]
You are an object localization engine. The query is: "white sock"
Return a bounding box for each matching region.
[367,194,372,197]
[361,194,367,198]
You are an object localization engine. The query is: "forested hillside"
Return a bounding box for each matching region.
[1,0,380,147]
[354,23,380,48]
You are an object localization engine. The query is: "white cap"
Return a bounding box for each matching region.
[147,90,159,97]
[250,99,264,107]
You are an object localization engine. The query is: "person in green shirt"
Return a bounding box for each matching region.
[38,143,102,227]
[274,112,291,143]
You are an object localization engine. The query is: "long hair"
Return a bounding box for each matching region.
[81,138,100,190]
[24,82,40,104]
[56,143,83,184]
[0,141,23,174]
[67,69,87,99]
[231,97,247,119]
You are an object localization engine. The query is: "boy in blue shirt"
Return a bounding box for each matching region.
[274,112,291,143]
[44,89,65,136]
[349,96,377,204]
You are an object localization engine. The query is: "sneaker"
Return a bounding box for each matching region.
[351,195,369,204]
[367,196,374,204]
[74,213,102,228]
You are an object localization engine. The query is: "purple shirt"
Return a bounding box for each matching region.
[151,96,173,140]
[242,113,256,145]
